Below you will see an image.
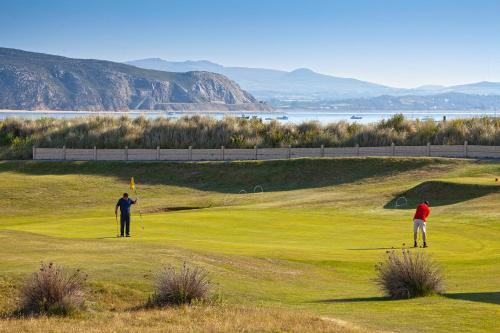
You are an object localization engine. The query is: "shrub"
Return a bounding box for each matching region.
[151,263,211,306]
[375,249,444,299]
[19,262,87,315]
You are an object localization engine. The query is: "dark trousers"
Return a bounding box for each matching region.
[120,214,131,236]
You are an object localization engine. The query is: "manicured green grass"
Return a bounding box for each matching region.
[0,158,499,332]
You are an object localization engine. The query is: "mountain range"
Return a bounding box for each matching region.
[1,47,499,112]
[126,58,397,100]
[0,48,268,111]
[127,58,500,103]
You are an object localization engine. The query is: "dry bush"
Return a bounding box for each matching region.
[375,249,444,299]
[150,263,211,307]
[19,262,87,315]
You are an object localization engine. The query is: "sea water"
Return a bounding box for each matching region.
[0,109,497,124]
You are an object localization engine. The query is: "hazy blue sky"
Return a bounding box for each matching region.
[1,0,499,87]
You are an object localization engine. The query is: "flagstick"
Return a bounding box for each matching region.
[134,189,145,230]
[130,177,144,231]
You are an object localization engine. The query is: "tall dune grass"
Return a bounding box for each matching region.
[19,262,87,315]
[0,114,498,158]
[150,263,212,307]
[375,249,444,299]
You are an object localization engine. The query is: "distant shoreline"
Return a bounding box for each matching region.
[0,109,497,113]
[0,109,283,114]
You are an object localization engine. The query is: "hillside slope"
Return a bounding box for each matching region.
[0,48,268,111]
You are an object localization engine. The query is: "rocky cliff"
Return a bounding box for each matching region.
[0,48,269,111]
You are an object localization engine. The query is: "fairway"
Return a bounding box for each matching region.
[0,158,499,332]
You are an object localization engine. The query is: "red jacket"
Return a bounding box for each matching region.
[414,203,430,221]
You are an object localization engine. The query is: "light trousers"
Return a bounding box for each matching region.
[413,219,427,243]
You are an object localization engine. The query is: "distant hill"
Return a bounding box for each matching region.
[126,58,400,100]
[127,58,500,105]
[445,81,500,95]
[0,48,268,111]
[283,92,500,111]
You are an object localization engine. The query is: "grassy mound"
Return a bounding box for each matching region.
[0,157,445,193]
[386,180,500,208]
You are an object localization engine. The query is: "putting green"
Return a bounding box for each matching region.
[0,158,498,333]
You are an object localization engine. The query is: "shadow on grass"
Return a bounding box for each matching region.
[141,206,205,214]
[385,181,500,208]
[444,292,500,305]
[0,158,445,194]
[347,247,403,251]
[313,296,390,303]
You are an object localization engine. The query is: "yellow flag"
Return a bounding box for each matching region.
[130,177,135,191]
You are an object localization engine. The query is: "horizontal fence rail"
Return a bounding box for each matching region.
[33,143,500,161]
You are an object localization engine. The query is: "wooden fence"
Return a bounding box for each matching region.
[32,142,500,161]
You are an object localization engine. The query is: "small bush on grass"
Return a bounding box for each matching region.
[19,262,87,315]
[375,249,444,299]
[151,263,211,306]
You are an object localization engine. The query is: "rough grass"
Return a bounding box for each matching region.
[0,158,498,332]
[0,305,367,333]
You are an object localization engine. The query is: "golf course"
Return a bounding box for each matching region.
[0,157,498,332]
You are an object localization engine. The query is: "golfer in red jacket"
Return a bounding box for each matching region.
[413,201,430,248]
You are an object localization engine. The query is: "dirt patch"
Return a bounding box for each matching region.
[321,316,392,333]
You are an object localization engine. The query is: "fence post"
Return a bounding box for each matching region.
[464,141,468,158]
[62,146,66,160]
[355,144,360,156]
[124,146,128,161]
[32,146,36,160]
[221,146,225,160]
[156,146,160,161]
[427,142,431,157]
[288,145,292,159]
[188,146,192,161]
[391,142,395,156]
[320,144,325,157]
[254,146,258,160]
[93,146,97,160]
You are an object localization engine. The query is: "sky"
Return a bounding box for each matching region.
[1,0,500,88]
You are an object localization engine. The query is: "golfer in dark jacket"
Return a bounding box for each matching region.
[115,193,137,237]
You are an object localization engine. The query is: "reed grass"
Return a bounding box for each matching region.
[375,249,444,299]
[0,114,498,158]
[18,262,87,316]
